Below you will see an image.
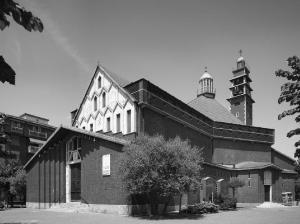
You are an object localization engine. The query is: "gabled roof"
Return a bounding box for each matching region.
[271,148,296,163]
[188,95,243,125]
[24,125,129,169]
[72,65,135,126]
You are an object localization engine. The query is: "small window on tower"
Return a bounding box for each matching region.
[236,112,239,117]
[90,124,93,132]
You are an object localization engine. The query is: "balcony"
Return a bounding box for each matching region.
[11,126,23,134]
[29,130,47,139]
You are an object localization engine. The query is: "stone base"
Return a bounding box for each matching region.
[26,202,179,216]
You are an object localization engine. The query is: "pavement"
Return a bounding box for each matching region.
[0,206,300,224]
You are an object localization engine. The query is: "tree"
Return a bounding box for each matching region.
[0,0,44,85]
[228,178,244,198]
[119,134,204,216]
[0,160,26,202]
[275,56,300,173]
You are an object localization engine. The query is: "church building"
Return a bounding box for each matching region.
[24,54,297,214]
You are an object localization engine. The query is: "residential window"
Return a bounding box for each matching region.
[94,96,98,111]
[106,117,111,132]
[98,76,101,88]
[248,180,251,187]
[102,92,106,108]
[116,114,121,133]
[90,124,93,132]
[127,110,131,133]
[248,172,251,178]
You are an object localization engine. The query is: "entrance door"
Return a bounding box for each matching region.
[264,185,270,202]
[70,163,81,201]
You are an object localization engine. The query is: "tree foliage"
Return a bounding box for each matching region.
[119,134,204,215]
[275,56,300,173]
[0,0,44,85]
[0,160,26,196]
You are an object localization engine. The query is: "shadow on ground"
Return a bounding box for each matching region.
[132,213,205,220]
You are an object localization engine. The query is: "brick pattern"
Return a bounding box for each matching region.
[26,141,66,207]
[213,139,272,164]
[81,137,127,205]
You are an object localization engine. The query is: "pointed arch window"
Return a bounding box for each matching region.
[98,76,102,88]
[102,92,106,108]
[94,96,97,111]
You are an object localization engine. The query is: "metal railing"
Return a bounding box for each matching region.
[11,126,23,134]
[28,130,47,139]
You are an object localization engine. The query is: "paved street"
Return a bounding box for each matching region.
[1,207,300,224]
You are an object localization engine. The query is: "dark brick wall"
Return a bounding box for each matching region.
[26,157,39,203]
[245,97,253,126]
[81,137,127,205]
[271,150,295,170]
[143,108,213,161]
[26,141,66,207]
[281,174,296,199]
[213,138,271,164]
[235,170,261,203]
[229,97,245,124]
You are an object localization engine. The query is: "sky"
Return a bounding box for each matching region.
[1,0,300,158]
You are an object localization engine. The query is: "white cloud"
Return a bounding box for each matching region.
[25,0,91,73]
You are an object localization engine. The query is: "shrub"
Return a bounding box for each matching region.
[214,195,237,210]
[180,201,219,214]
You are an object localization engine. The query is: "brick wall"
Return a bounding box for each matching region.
[143,108,213,161]
[213,138,271,164]
[80,137,127,205]
[235,170,261,203]
[26,141,66,208]
[271,150,295,170]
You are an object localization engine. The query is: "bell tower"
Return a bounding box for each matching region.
[227,50,255,125]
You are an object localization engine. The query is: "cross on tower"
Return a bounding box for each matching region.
[239,49,242,57]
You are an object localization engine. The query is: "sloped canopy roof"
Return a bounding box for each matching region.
[234,161,283,170]
[24,125,129,169]
[188,95,243,124]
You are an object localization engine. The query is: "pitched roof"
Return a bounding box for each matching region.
[99,64,130,87]
[24,125,129,169]
[72,65,134,126]
[188,96,243,124]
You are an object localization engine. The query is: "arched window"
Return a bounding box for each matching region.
[98,76,101,88]
[94,96,97,111]
[102,92,106,108]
